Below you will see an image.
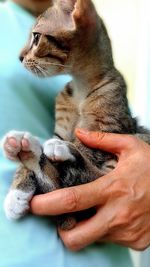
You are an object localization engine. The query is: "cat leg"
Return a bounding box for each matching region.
[1,131,42,219]
[2,130,60,192]
[44,138,90,230]
[2,130,42,164]
[4,166,36,220]
[43,138,118,230]
[44,138,104,186]
[43,138,75,162]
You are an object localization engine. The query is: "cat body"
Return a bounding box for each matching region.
[2,0,150,228]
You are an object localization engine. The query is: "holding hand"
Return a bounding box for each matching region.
[31,129,150,251]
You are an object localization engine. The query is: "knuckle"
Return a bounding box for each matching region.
[131,241,148,251]
[126,232,139,243]
[107,179,122,198]
[126,135,139,150]
[112,179,123,191]
[63,234,80,251]
[115,231,141,245]
[116,209,132,226]
[96,132,110,145]
[63,189,79,212]
[109,179,128,199]
[97,132,106,141]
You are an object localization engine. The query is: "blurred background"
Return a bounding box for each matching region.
[0,0,149,267]
[93,0,150,129]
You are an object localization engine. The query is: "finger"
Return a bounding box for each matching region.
[100,232,128,244]
[30,177,113,216]
[58,208,110,251]
[75,129,134,154]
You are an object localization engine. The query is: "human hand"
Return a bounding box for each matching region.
[31,129,150,251]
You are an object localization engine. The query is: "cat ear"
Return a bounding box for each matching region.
[56,0,76,14]
[57,0,97,27]
[72,0,97,26]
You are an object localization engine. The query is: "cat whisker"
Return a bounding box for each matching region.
[27,64,46,78]
[42,65,51,75]
[32,66,44,78]
[33,67,40,78]
[39,62,71,68]
[41,66,53,76]
[36,65,47,77]
[39,66,51,77]
[25,64,38,77]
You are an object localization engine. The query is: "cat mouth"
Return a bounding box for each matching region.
[23,60,48,78]
[24,59,71,77]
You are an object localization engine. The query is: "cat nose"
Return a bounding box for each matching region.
[19,55,24,62]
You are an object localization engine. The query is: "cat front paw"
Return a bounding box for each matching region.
[4,189,33,220]
[1,130,42,161]
[43,139,75,162]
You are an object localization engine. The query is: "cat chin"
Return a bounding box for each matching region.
[34,69,64,78]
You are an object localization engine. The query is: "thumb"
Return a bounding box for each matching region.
[75,129,131,154]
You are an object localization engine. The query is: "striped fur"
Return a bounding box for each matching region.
[3,0,150,229]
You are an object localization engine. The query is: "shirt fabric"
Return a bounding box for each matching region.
[0,1,133,267]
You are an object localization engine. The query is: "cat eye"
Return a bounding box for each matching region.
[33,32,41,46]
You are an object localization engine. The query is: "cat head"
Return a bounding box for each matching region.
[20,0,108,77]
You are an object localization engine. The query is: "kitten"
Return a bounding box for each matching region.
[2,0,150,229]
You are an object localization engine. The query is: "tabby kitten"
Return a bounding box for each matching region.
[2,0,150,229]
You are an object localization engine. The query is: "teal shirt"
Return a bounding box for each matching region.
[0,1,133,267]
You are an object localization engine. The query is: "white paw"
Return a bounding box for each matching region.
[1,130,42,161]
[43,139,75,162]
[4,189,33,220]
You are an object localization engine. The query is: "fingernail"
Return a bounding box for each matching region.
[76,128,89,135]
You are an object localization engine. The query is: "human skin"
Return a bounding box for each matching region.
[31,129,150,251]
[13,0,52,16]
